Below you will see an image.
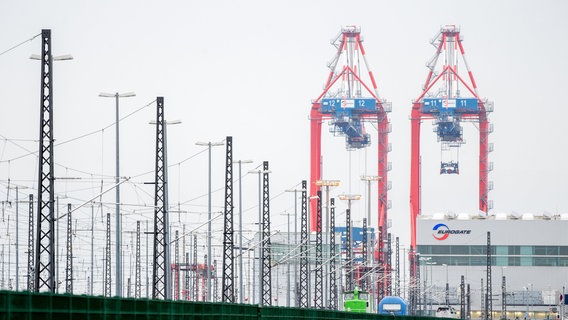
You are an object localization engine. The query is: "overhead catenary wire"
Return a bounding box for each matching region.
[0,33,41,57]
[0,99,156,164]
[0,31,396,300]
[0,116,313,298]
[55,178,131,222]
[56,99,156,148]
[1,106,255,224]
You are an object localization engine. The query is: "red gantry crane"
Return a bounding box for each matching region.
[309,25,391,259]
[409,25,494,249]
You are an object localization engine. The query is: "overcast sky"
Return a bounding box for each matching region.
[1,0,567,294]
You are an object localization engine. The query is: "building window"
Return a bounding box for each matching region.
[451,246,469,255]
[520,246,532,266]
[432,246,450,255]
[470,246,486,255]
[470,256,486,266]
[534,257,557,266]
[508,256,520,266]
[417,245,568,267]
[450,256,470,265]
[534,246,558,255]
[508,246,520,255]
[495,246,508,266]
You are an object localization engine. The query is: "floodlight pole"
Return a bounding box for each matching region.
[99,91,135,297]
[338,194,361,291]
[360,176,380,264]
[235,160,253,303]
[196,140,224,302]
[285,185,306,307]
[315,179,340,306]
[249,165,272,306]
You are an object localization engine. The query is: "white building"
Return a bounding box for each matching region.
[416,213,568,320]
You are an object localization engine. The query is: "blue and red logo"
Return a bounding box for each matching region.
[432,223,471,240]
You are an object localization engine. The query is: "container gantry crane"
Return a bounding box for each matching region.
[309,26,391,239]
[409,25,494,250]
[309,26,392,301]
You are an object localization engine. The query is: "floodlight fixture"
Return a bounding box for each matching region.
[315,180,341,187]
[99,92,136,98]
[149,120,182,125]
[338,194,362,201]
[196,141,224,147]
[30,54,74,61]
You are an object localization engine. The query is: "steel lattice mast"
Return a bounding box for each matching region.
[105,213,111,297]
[135,221,141,298]
[213,259,219,301]
[261,161,271,306]
[328,198,337,310]
[193,235,198,300]
[461,275,466,320]
[182,226,186,299]
[345,208,352,291]
[65,204,73,294]
[174,230,180,300]
[377,226,384,301]
[185,252,190,300]
[152,96,169,299]
[27,194,34,291]
[298,180,309,308]
[501,275,507,320]
[386,232,392,296]
[35,29,55,293]
[361,217,368,291]
[222,136,234,302]
[314,191,323,308]
[467,284,472,319]
[408,246,418,315]
[486,232,492,320]
[416,253,421,314]
[395,236,400,296]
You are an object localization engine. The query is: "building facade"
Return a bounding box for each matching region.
[416,213,568,319]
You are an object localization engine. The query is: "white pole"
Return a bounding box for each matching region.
[207,143,212,302]
[287,211,290,307]
[238,162,244,303]
[294,191,298,307]
[15,187,19,291]
[91,203,94,295]
[257,172,262,305]
[100,91,137,297]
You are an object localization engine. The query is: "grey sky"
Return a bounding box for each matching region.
[1,0,567,294]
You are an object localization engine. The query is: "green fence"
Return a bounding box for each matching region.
[0,290,435,320]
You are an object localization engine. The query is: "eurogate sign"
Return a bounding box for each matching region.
[432,223,471,240]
